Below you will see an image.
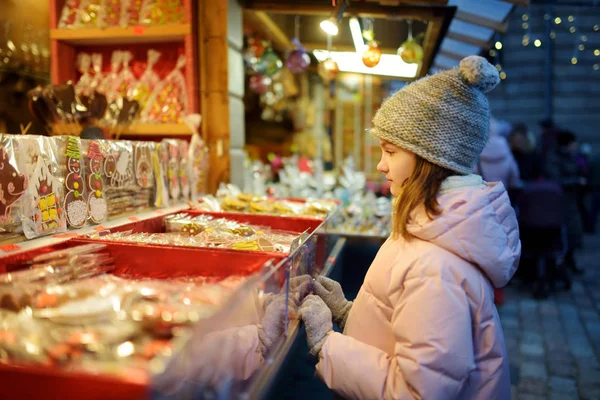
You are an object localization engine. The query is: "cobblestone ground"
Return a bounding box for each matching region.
[500,234,600,400]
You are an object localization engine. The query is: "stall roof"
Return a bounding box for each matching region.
[433,0,518,71]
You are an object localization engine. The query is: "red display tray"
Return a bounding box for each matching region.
[183,210,324,234]
[0,241,285,400]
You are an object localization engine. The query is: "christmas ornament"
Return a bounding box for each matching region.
[286,49,311,74]
[249,74,272,95]
[362,42,382,68]
[286,21,310,74]
[261,48,283,77]
[397,20,423,64]
[319,58,339,80]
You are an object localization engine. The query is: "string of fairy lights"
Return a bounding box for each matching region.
[488,8,599,79]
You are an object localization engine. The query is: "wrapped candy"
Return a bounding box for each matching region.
[141,55,188,124]
[161,139,181,201]
[75,53,93,97]
[76,0,105,28]
[89,53,104,91]
[18,135,68,239]
[112,51,137,101]
[58,0,83,28]
[129,49,161,109]
[125,0,146,25]
[98,51,122,102]
[0,135,28,240]
[139,0,186,26]
[103,0,126,27]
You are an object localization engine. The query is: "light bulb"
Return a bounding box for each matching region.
[500,71,507,80]
[571,57,578,65]
[555,17,562,24]
[568,15,574,22]
[594,49,599,56]
[320,18,339,36]
[495,42,503,50]
[534,39,542,47]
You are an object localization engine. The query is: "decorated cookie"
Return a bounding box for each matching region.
[0,146,27,220]
[134,143,154,189]
[24,156,64,238]
[178,140,190,200]
[64,137,87,228]
[86,141,107,224]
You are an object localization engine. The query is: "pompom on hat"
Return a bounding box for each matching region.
[371,55,500,175]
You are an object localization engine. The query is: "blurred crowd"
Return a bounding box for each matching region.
[475,116,600,298]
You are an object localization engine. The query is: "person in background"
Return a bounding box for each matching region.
[588,147,600,233]
[296,56,520,400]
[474,118,521,198]
[546,130,585,274]
[509,122,539,183]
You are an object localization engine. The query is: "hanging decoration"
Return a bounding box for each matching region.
[261,47,284,77]
[286,17,311,74]
[249,74,272,94]
[361,19,382,68]
[319,34,339,81]
[397,20,423,64]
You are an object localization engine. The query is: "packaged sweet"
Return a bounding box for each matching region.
[141,55,188,124]
[18,136,67,239]
[185,115,207,200]
[0,135,28,240]
[76,0,105,28]
[100,140,142,218]
[104,0,126,27]
[139,0,186,25]
[54,136,88,229]
[178,140,191,201]
[125,0,147,26]
[58,0,83,28]
[154,142,170,208]
[134,141,155,190]
[89,53,104,92]
[162,139,181,201]
[112,51,137,101]
[130,49,161,110]
[75,53,94,97]
[80,139,108,224]
[98,51,122,102]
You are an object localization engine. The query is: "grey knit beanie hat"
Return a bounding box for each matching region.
[371,55,500,175]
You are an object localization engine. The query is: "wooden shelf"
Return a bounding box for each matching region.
[50,24,191,45]
[117,123,193,136]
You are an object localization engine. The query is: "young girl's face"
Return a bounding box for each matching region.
[377,139,416,197]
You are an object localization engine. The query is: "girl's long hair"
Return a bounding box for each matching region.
[392,156,456,240]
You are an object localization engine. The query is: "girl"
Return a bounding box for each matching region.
[298,56,521,400]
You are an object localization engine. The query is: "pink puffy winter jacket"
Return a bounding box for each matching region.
[316,175,521,400]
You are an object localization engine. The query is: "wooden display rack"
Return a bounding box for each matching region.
[48,0,198,138]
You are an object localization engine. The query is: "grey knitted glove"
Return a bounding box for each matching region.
[258,293,298,356]
[313,276,353,330]
[289,275,313,302]
[299,295,333,357]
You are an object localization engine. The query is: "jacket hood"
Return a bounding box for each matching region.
[479,136,513,163]
[407,175,521,288]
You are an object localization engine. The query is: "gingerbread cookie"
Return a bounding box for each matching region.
[178,140,190,200]
[163,139,180,201]
[134,142,153,189]
[86,141,107,224]
[0,146,27,220]
[63,137,87,228]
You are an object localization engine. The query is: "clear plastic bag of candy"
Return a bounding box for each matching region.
[75,53,94,97]
[58,0,83,28]
[0,135,28,239]
[112,51,137,101]
[139,0,186,26]
[98,50,122,103]
[18,136,68,239]
[129,49,161,110]
[141,55,188,124]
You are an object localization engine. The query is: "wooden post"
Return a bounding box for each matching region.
[198,0,230,194]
